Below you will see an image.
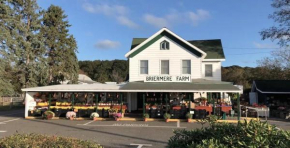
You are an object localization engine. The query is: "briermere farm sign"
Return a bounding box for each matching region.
[145,75,191,82]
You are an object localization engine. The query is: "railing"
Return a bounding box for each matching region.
[0,97,24,107]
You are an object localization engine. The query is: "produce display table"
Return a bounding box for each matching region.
[245,106,269,117]
[216,106,232,114]
[195,106,213,115]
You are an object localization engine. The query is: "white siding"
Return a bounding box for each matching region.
[129,36,202,82]
[201,61,221,81]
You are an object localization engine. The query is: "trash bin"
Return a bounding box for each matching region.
[222,112,226,120]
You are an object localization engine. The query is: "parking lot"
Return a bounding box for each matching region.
[1,110,290,148]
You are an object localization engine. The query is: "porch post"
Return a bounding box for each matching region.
[188,93,191,111]
[212,93,215,115]
[237,93,240,120]
[48,93,52,111]
[71,93,75,110]
[165,94,168,113]
[143,93,145,115]
[120,93,123,114]
[95,93,98,112]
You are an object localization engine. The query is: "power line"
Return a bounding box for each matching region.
[227,51,271,55]
[224,47,279,49]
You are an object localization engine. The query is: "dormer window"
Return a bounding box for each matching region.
[160,40,169,50]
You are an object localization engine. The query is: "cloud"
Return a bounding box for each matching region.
[143,14,170,28]
[82,3,138,28]
[188,9,210,26]
[143,9,210,28]
[253,42,278,49]
[116,16,138,29]
[95,40,120,50]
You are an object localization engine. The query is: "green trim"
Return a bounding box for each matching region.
[129,31,203,58]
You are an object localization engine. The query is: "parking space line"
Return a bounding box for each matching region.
[0,131,7,133]
[83,120,95,125]
[130,143,152,148]
[0,118,20,124]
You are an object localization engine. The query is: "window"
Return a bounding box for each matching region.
[161,60,169,74]
[205,64,213,77]
[160,40,169,50]
[140,60,148,74]
[182,60,191,74]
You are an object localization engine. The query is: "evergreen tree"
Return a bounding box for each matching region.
[0,0,45,90]
[42,5,78,84]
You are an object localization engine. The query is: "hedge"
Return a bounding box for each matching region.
[168,120,290,148]
[0,133,102,148]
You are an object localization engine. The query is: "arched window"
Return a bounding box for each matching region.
[160,40,169,50]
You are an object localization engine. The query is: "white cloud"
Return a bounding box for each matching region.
[188,9,210,26]
[95,40,120,50]
[143,9,210,28]
[253,42,278,49]
[116,16,138,29]
[82,3,138,28]
[143,14,170,28]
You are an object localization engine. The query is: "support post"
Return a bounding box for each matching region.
[165,94,168,113]
[237,93,240,120]
[143,93,145,115]
[188,93,191,111]
[210,93,215,115]
[72,93,75,110]
[95,93,98,112]
[120,93,123,114]
[48,93,52,111]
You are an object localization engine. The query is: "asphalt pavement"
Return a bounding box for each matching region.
[1,110,290,148]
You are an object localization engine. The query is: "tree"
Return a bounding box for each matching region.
[257,49,290,80]
[259,0,290,80]
[0,0,45,90]
[41,5,78,84]
[260,0,290,47]
[0,58,14,96]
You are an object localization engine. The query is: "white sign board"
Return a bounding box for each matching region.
[145,75,191,82]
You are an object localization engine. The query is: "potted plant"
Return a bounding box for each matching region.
[185,112,192,122]
[66,111,76,120]
[164,113,171,122]
[90,112,99,121]
[113,113,122,121]
[42,111,55,120]
[143,113,150,122]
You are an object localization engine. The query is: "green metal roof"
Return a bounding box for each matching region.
[130,38,225,59]
[121,79,240,92]
[254,80,290,93]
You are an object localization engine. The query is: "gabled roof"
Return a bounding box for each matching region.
[125,28,207,58]
[130,38,225,59]
[252,80,290,93]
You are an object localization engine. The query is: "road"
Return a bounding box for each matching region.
[1,110,290,148]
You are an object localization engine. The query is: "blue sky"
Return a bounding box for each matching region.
[38,0,279,67]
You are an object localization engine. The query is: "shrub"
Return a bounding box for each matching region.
[164,113,171,119]
[168,120,290,148]
[185,112,192,119]
[42,111,55,120]
[0,133,102,148]
[90,112,99,119]
[143,113,150,118]
[113,113,122,118]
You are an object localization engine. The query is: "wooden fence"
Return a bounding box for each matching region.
[0,97,24,107]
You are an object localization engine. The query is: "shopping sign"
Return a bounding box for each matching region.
[144,75,191,82]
